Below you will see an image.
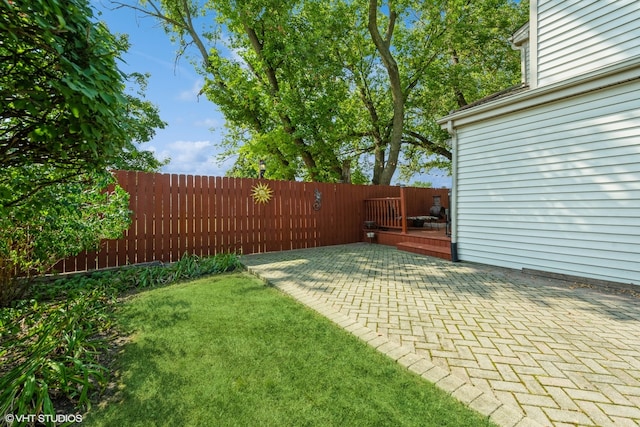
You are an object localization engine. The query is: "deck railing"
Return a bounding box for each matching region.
[365,197,404,230]
[364,186,450,235]
[364,187,408,233]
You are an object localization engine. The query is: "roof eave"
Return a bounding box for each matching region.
[437,56,640,129]
[509,22,530,47]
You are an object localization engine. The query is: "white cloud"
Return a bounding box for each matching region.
[178,78,204,101]
[194,117,223,128]
[155,140,228,177]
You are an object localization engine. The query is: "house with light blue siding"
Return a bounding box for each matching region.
[438,0,640,286]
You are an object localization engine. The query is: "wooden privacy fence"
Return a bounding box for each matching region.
[57,171,448,273]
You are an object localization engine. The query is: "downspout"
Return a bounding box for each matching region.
[447,120,459,262]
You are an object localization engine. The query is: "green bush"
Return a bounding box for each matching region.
[0,172,131,308]
[108,252,243,290]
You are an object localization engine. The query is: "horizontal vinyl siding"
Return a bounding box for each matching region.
[536,0,640,86]
[456,78,640,285]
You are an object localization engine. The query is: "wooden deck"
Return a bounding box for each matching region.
[363,224,451,261]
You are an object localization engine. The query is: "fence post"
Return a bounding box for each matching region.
[400,186,407,234]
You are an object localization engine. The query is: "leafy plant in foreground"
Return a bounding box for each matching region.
[0,290,113,425]
[1,252,241,424]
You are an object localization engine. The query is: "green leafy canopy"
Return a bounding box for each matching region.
[114,0,527,184]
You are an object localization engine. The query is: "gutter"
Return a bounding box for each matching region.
[446,120,459,262]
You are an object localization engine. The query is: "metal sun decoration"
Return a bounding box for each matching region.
[251,182,273,204]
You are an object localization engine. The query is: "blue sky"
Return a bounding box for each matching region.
[94,1,233,177]
[94,1,452,187]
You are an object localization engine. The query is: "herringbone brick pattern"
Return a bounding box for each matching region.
[243,243,640,427]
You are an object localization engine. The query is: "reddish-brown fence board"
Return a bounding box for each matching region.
[404,187,449,216]
[57,171,449,273]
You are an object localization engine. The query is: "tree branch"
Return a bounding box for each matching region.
[450,49,468,107]
[404,130,452,160]
[368,0,404,184]
[385,3,396,45]
[112,0,210,68]
[1,172,83,209]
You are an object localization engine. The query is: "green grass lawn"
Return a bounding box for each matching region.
[84,272,494,426]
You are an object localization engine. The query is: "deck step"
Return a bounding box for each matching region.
[396,242,451,261]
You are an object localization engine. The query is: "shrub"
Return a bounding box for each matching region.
[0,172,131,308]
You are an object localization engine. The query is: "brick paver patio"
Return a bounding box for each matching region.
[242,243,640,427]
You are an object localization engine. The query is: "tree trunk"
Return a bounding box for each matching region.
[368,0,403,185]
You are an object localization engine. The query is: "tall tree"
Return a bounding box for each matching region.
[114,0,527,184]
[1,0,166,208]
[358,0,528,183]
[0,0,166,305]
